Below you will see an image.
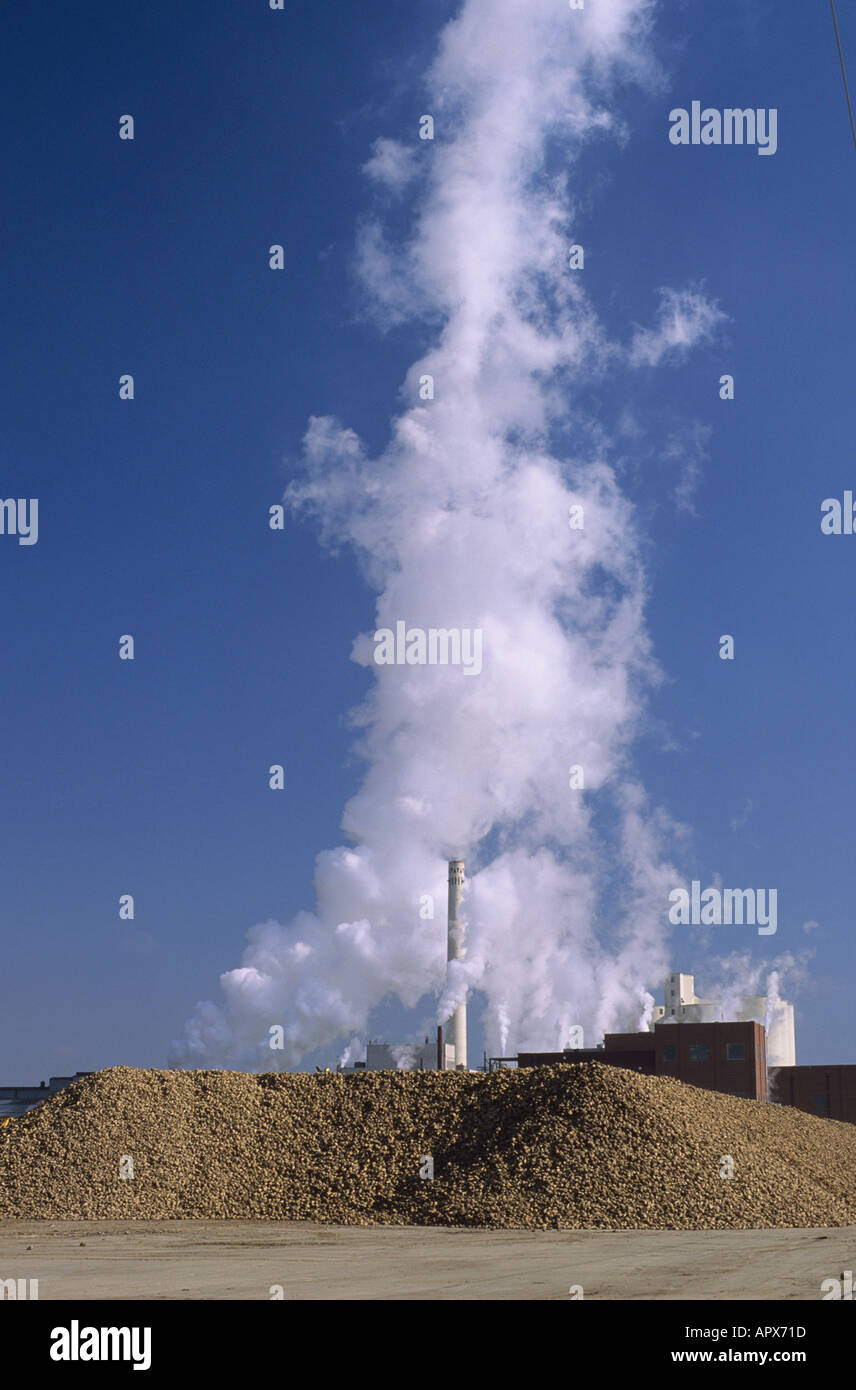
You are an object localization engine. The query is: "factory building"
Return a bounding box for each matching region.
[517,973,793,1104]
[735,996,795,1067]
[519,1021,768,1100]
[770,1065,856,1124]
[656,1021,767,1099]
[0,1073,92,1119]
[653,972,795,1067]
[344,1039,456,1072]
[515,970,855,1124]
[652,972,719,1024]
[517,1034,856,1124]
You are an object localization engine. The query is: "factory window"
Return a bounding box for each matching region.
[813,1095,829,1115]
[662,1044,676,1062]
[726,1043,745,1061]
[689,1043,709,1063]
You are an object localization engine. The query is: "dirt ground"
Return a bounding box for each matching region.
[0,1222,852,1299]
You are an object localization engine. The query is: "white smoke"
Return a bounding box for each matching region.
[173,0,724,1071]
[693,951,811,1067]
[763,970,783,1042]
[388,1044,424,1072]
[706,951,810,1024]
[337,1035,365,1070]
[636,989,656,1034]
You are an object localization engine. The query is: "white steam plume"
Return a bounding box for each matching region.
[173,0,722,1071]
[706,950,811,1023]
[696,950,810,1068]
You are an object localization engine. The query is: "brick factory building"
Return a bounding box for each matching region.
[519,1027,856,1124]
[770,1064,856,1124]
[519,1021,768,1101]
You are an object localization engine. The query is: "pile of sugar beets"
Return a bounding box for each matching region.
[1,1062,854,1228]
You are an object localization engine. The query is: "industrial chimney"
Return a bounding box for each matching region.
[447,860,467,1070]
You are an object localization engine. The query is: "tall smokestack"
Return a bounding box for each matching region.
[447,860,467,1070]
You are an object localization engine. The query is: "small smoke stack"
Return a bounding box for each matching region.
[447,860,467,1069]
[436,1024,444,1072]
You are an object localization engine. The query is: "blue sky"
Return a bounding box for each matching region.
[3,0,855,1080]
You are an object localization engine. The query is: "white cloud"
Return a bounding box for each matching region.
[629,286,726,367]
[362,137,419,190]
[663,419,711,515]
[729,797,756,834]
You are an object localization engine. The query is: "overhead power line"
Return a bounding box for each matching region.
[830,0,856,153]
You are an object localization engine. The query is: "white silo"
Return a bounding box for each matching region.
[737,995,796,1067]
